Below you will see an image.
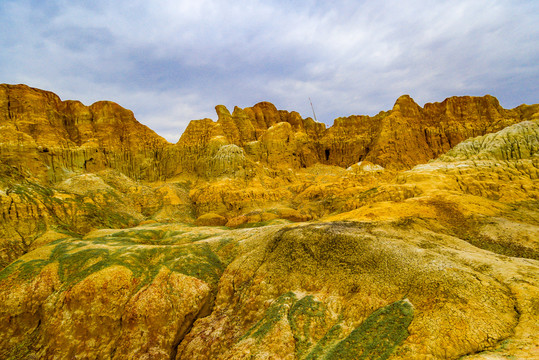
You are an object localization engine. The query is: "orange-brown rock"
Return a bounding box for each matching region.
[175,102,325,175]
[0,232,218,360]
[2,84,537,183]
[177,94,538,173]
[362,95,538,169]
[0,84,176,182]
[318,95,538,169]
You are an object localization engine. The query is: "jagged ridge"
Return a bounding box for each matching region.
[2,84,538,183]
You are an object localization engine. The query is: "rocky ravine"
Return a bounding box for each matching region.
[0,84,537,359]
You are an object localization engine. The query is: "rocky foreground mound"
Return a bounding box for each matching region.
[0,85,538,359]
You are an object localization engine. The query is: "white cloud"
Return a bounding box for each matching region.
[1,0,538,137]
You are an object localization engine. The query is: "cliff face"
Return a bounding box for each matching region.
[0,84,176,182]
[175,102,325,176]
[178,94,538,173]
[367,94,536,168]
[2,84,537,182]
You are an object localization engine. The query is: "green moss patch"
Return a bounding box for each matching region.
[237,295,413,360]
[0,258,49,282]
[323,299,414,360]
[107,229,189,245]
[241,292,297,341]
[4,180,138,236]
[289,295,327,357]
[0,236,225,292]
[304,324,343,360]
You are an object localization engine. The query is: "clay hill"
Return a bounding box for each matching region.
[0,83,538,360]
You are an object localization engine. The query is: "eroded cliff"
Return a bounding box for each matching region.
[2,84,537,184]
[0,84,176,182]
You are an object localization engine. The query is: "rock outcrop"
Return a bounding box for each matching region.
[0,84,176,182]
[3,84,537,184]
[1,216,537,359]
[177,222,521,359]
[177,94,539,172]
[0,167,195,268]
[438,119,539,161]
[0,227,222,359]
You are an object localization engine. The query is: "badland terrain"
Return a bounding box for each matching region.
[0,83,537,359]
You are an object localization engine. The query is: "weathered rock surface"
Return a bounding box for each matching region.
[1,218,537,359]
[177,221,530,360]
[0,84,176,182]
[0,226,224,359]
[0,84,538,359]
[0,167,196,268]
[177,94,539,172]
[438,119,539,161]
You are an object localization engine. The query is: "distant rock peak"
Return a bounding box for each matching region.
[1,83,537,182]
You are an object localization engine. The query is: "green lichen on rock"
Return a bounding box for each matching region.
[304,324,343,360]
[323,299,414,360]
[237,296,413,360]
[0,258,48,282]
[289,295,327,357]
[0,235,225,291]
[241,291,297,341]
[108,228,188,245]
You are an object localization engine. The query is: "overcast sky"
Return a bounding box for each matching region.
[1,0,538,142]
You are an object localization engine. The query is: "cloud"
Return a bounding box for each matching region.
[1,0,538,139]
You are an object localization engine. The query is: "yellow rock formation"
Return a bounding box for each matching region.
[0,84,537,359]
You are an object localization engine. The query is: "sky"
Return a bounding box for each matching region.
[1,0,538,142]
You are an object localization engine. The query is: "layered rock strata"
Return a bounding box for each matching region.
[2,84,538,183]
[177,95,539,172]
[0,84,176,182]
